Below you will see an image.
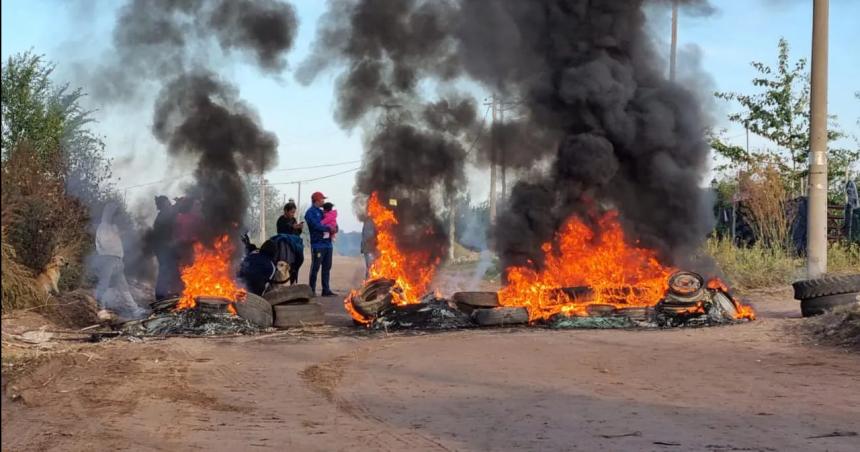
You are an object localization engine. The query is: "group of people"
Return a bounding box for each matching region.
[238,191,342,297]
[93,189,374,320]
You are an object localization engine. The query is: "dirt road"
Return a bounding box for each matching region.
[3,257,859,451]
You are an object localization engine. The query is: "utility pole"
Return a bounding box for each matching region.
[259,175,267,243]
[487,94,498,223]
[499,104,506,201]
[448,193,456,262]
[297,181,302,213]
[807,0,829,278]
[670,0,678,81]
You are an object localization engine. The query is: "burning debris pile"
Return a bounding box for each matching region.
[346,194,755,331]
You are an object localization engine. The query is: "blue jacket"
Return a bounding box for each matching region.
[304,206,332,249]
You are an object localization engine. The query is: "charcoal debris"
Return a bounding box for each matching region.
[372,298,473,331]
[121,310,261,336]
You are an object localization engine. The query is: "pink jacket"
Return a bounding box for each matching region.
[321,210,338,240]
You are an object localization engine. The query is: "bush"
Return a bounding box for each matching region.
[707,237,860,290]
[706,237,801,289]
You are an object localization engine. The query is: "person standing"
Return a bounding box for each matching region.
[305,192,336,296]
[96,203,149,320]
[277,202,304,235]
[276,202,305,284]
[152,196,180,300]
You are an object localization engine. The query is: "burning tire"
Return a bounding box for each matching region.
[264,284,314,306]
[792,274,860,300]
[800,292,860,318]
[472,307,529,326]
[668,271,705,298]
[235,293,274,328]
[452,292,499,314]
[351,278,396,319]
[273,303,325,328]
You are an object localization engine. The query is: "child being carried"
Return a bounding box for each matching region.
[321,202,338,240]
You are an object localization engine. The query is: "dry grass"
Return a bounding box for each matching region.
[737,160,795,248]
[706,238,801,289]
[1,228,43,311]
[706,237,859,290]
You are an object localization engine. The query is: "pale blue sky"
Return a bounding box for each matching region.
[3,0,859,232]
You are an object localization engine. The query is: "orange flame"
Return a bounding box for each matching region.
[364,192,438,305]
[177,235,246,315]
[345,193,440,323]
[498,212,674,321]
[707,277,756,320]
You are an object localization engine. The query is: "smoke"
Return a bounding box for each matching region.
[302,0,716,275]
[298,0,473,265]
[91,0,298,259]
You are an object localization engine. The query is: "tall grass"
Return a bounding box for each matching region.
[706,238,801,289]
[707,237,860,290]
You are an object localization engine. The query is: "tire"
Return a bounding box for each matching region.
[264,284,314,306]
[800,292,860,317]
[472,307,529,326]
[792,274,860,300]
[235,293,274,328]
[452,292,500,307]
[352,278,396,318]
[273,303,325,328]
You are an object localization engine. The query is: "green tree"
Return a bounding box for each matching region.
[712,38,858,193]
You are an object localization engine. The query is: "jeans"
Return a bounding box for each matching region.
[95,255,147,319]
[309,247,333,294]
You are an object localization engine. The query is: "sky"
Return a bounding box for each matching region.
[2,0,859,233]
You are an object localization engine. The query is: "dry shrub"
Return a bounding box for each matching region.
[827,241,860,275]
[737,158,795,249]
[1,143,91,306]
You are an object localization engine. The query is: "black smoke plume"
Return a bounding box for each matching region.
[303,0,715,276]
[96,0,298,255]
[298,0,472,265]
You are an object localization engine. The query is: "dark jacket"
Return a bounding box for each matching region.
[304,206,332,249]
[277,215,301,235]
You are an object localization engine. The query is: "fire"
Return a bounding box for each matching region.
[707,278,756,320]
[177,235,246,314]
[344,192,440,323]
[498,212,674,321]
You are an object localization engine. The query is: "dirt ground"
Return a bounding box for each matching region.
[2,256,859,451]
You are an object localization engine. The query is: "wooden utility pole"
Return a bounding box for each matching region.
[488,94,498,223]
[448,194,456,261]
[807,0,829,278]
[259,176,267,243]
[670,0,678,81]
[499,105,506,201]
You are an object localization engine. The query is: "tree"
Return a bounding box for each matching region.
[712,38,858,194]
[244,176,285,241]
[1,52,115,290]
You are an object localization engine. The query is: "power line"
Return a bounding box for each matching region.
[265,167,360,186]
[268,160,361,172]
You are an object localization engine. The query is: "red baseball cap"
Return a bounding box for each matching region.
[311,191,327,202]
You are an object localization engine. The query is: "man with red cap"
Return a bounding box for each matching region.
[304,191,337,296]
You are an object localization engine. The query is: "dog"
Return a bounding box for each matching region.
[36,255,69,295]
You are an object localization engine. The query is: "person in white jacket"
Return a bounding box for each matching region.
[95,203,148,320]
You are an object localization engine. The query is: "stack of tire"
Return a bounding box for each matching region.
[792,274,860,317]
[261,284,325,328]
[452,292,529,326]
